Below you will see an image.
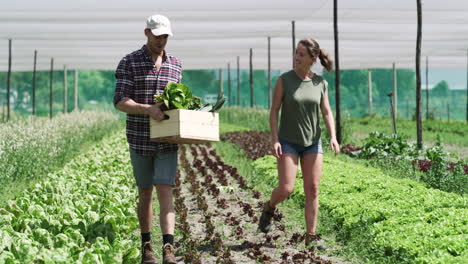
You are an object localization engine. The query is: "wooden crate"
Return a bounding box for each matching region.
[150,109,219,144]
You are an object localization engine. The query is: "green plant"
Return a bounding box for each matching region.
[154,82,203,110]
[0,111,122,205]
[358,132,417,160]
[422,141,467,193]
[250,153,468,263]
[0,132,142,263]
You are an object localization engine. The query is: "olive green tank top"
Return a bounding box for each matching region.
[278,70,328,146]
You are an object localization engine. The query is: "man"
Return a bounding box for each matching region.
[114,14,181,264]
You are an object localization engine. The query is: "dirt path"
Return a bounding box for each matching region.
[171,144,349,264]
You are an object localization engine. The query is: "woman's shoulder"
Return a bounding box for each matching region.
[280,70,296,79]
[311,74,325,85]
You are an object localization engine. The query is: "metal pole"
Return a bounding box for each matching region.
[50,58,54,119]
[368,69,372,115]
[292,21,296,69]
[64,65,67,113]
[393,62,398,118]
[416,0,423,149]
[32,50,37,116]
[466,48,468,122]
[74,70,78,111]
[425,56,429,119]
[7,39,12,121]
[249,48,253,107]
[237,56,240,106]
[268,36,271,109]
[227,63,231,106]
[334,0,342,144]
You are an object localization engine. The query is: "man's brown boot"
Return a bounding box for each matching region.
[141,242,158,264]
[162,243,177,264]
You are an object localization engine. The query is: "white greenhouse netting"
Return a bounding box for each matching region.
[1,0,467,71]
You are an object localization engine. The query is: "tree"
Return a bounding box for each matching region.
[431,80,449,97]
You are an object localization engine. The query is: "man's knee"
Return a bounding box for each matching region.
[139,186,154,201]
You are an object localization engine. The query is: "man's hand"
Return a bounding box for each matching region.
[146,103,166,121]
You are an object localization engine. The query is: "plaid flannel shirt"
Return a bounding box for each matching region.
[114,45,182,156]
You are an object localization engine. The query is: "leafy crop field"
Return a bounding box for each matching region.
[0,131,141,263]
[0,107,466,263]
[349,115,468,159]
[0,111,122,206]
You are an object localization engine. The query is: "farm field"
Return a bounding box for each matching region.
[349,115,468,159]
[219,107,468,159]
[0,108,466,263]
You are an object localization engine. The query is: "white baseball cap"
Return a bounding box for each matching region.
[146,14,173,36]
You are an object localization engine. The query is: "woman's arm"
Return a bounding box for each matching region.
[320,88,340,155]
[270,78,284,158]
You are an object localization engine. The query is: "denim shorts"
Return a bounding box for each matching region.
[279,138,323,157]
[129,148,178,187]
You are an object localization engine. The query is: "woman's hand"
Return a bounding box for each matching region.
[330,138,340,156]
[272,141,282,158]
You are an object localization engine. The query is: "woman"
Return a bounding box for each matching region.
[258,38,340,246]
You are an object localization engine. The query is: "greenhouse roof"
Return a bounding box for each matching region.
[1,0,467,71]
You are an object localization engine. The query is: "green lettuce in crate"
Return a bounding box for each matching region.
[154,82,225,112]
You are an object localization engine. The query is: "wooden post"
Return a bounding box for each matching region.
[64,65,67,113]
[334,0,342,144]
[74,70,79,111]
[416,0,423,149]
[237,56,240,106]
[268,36,271,109]
[389,94,397,135]
[7,39,12,121]
[393,62,398,117]
[50,58,54,119]
[227,63,231,106]
[219,68,223,95]
[250,48,253,107]
[292,21,296,69]
[368,69,372,115]
[406,99,410,119]
[426,56,429,119]
[32,50,37,116]
[447,104,450,122]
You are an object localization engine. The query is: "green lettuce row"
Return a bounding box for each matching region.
[252,155,467,264]
[0,131,140,263]
[0,110,122,189]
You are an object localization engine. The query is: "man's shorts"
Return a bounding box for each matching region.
[279,138,323,158]
[129,148,178,187]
